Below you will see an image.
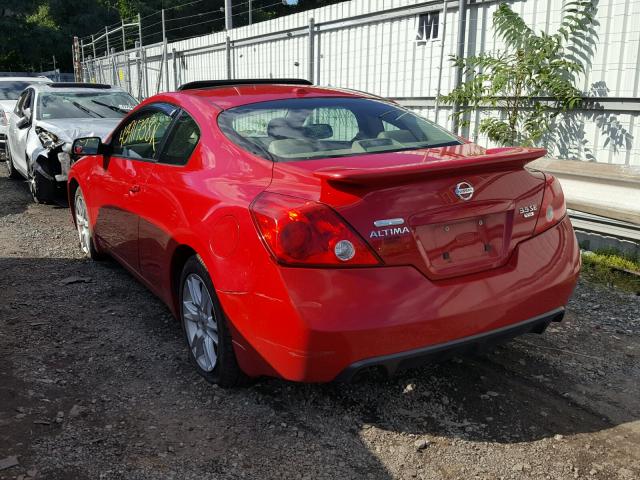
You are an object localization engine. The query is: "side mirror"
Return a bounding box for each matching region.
[72,137,105,158]
[16,108,31,129]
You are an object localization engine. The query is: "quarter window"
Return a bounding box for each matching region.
[112,109,173,160]
[159,112,201,165]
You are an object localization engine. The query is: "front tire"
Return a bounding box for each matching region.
[74,187,104,260]
[179,256,248,388]
[28,159,55,204]
[5,145,21,179]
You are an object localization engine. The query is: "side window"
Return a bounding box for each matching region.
[159,112,201,166]
[306,107,359,142]
[15,90,30,115]
[112,109,173,160]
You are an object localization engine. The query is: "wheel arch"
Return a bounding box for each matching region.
[169,244,199,316]
[67,177,80,225]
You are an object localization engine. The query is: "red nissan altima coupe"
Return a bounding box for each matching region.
[68,79,580,386]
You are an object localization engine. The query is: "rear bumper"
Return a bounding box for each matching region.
[335,307,564,381]
[220,216,580,382]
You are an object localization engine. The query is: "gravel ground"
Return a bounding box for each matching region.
[0,167,639,480]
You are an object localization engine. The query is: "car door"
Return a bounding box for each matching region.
[138,110,202,299]
[93,103,177,273]
[8,88,33,175]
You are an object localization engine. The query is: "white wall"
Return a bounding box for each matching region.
[85,0,640,166]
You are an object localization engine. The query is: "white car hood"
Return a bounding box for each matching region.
[36,118,121,144]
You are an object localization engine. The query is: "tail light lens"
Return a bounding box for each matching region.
[534,174,566,235]
[250,192,381,266]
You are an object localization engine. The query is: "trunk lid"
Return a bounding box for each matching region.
[270,144,547,280]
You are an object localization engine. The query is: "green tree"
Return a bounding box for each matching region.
[440,1,597,146]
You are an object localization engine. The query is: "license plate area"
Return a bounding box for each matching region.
[415,212,510,278]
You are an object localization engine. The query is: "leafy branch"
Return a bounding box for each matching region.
[440,1,597,147]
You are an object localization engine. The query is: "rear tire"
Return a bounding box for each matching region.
[5,145,21,180]
[28,158,55,204]
[179,255,249,388]
[74,187,104,261]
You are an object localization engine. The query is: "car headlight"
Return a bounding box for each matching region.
[0,108,7,127]
[35,127,65,149]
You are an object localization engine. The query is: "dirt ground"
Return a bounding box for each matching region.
[0,167,639,480]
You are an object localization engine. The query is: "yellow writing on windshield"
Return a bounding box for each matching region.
[118,115,166,153]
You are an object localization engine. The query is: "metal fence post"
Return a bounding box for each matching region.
[226,36,232,79]
[162,9,169,92]
[91,34,97,82]
[172,48,178,90]
[80,40,85,82]
[122,19,132,94]
[135,43,143,100]
[308,18,315,84]
[111,47,118,86]
[434,0,449,124]
[451,0,466,134]
[225,0,233,30]
[137,14,147,99]
[105,26,110,58]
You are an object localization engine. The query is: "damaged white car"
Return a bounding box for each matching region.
[5,83,137,203]
[0,76,52,160]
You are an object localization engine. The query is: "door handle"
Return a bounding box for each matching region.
[129,185,140,194]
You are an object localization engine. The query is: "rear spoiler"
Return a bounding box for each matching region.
[313,147,547,185]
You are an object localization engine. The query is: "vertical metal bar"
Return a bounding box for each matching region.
[249,0,252,25]
[162,9,169,92]
[225,0,233,30]
[72,44,76,81]
[452,0,467,133]
[111,47,118,86]
[80,39,86,82]
[135,41,142,100]
[143,48,149,99]
[308,18,315,83]
[105,27,110,58]
[452,0,466,134]
[155,51,164,94]
[122,20,132,94]
[434,0,449,123]
[226,36,232,79]
[172,48,178,90]
[122,19,126,51]
[52,55,57,81]
[137,13,146,99]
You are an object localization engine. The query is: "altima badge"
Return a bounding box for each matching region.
[454,181,474,201]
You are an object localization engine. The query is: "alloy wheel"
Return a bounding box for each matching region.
[182,274,219,372]
[74,191,91,255]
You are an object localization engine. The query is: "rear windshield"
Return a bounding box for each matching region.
[218,97,461,162]
[37,91,138,120]
[0,81,47,100]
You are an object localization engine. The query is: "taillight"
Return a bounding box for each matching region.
[533,174,566,235]
[250,192,381,266]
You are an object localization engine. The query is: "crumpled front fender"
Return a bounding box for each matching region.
[27,132,67,181]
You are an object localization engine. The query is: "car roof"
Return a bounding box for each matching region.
[32,83,128,94]
[0,76,52,83]
[174,83,380,110]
